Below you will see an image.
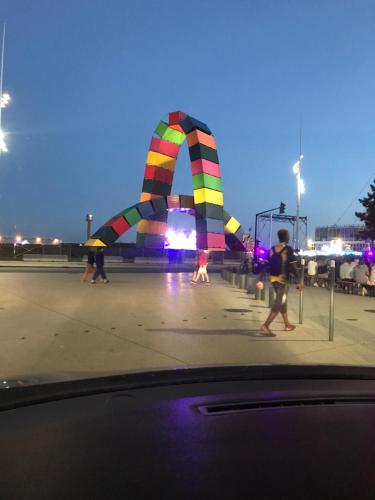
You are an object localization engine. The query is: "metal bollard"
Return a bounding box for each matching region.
[221,268,225,280]
[329,260,335,341]
[238,274,247,289]
[255,285,266,301]
[227,271,232,283]
[247,276,257,294]
[231,272,237,286]
[299,258,305,324]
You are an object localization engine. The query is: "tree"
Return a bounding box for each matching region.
[355,180,375,242]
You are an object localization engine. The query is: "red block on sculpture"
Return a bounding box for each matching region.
[149,137,180,158]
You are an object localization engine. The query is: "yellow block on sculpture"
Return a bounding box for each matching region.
[85,238,107,247]
[194,188,224,206]
[225,216,241,234]
[146,151,176,172]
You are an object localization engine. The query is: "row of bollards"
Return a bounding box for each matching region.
[221,269,265,300]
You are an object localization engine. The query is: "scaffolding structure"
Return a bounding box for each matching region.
[257,213,308,250]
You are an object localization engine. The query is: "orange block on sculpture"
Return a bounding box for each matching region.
[187,129,217,150]
[137,219,167,235]
[140,192,161,202]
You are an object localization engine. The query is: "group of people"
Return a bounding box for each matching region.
[338,257,375,296]
[81,248,109,284]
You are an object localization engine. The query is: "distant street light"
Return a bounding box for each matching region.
[52,238,60,245]
[0,92,10,108]
[15,235,22,243]
[292,154,305,250]
[35,237,42,244]
[86,213,93,240]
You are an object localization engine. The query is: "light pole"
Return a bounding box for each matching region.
[292,155,305,250]
[0,23,10,155]
[86,213,93,240]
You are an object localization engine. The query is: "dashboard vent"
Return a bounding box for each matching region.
[198,397,375,416]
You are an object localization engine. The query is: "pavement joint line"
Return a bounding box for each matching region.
[295,342,360,358]
[4,289,189,366]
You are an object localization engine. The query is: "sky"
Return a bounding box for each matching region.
[1,0,375,243]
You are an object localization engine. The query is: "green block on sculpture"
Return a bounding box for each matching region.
[121,207,141,226]
[155,121,185,145]
[192,173,222,192]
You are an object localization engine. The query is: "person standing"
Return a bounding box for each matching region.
[81,250,96,283]
[354,259,369,294]
[257,229,303,335]
[366,263,375,297]
[91,248,109,284]
[307,258,318,287]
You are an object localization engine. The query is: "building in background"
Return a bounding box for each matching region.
[306,224,368,255]
[315,225,364,241]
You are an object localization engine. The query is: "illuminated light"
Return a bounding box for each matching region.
[35,237,42,244]
[300,154,304,160]
[15,235,22,243]
[21,239,29,245]
[164,228,197,250]
[52,238,61,245]
[0,92,11,108]
[292,161,300,174]
[299,178,305,195]
[0,129,8,153]
[307,239,313,249]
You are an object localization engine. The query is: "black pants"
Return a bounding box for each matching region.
[93,265,107,281]
[271,282,288,314]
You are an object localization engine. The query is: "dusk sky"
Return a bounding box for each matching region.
[1,0,375,243]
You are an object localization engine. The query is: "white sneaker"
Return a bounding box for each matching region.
[103,279,109,284]
[313,283,319,287]
[90,280,96,284]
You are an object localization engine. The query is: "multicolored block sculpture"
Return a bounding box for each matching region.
[85,111,245,252]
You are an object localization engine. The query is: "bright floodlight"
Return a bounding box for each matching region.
[0,92,10,108]
[299,178,305,195]
[52,238,60,245]
[0,129,7,153]
[15,235,22,243]
[35,237,42,244]
[292,161,300,174]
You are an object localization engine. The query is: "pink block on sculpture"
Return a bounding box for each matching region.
[191,158,221,178]
[169,111,187,125]
[149,137,180,159]
[196,232,226,250]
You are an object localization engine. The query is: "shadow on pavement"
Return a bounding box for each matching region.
[146,328,326,341]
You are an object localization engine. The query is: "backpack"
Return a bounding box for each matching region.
[269,246,288,276]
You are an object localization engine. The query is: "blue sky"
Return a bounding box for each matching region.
[1,0,375,242]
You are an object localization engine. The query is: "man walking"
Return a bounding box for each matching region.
[257,229,303,335]
[307,257,318,286]
[91,248,109,284]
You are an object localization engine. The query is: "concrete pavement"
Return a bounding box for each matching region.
[0,271,375,381]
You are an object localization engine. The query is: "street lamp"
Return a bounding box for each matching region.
[0,24,10,155]
[35,237,42,244]
[86,213,93,240]
[292,154,305,250]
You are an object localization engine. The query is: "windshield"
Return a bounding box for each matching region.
[1,0,375,386]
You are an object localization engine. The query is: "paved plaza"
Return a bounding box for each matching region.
[1,270,375,381]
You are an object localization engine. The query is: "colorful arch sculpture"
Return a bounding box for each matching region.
[86,195,246,251]
[85,112,245,251]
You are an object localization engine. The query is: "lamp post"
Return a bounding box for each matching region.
[0,23,10,155]
[292,155,305,251]
[86,213,93,240]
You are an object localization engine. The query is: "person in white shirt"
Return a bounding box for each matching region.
[307,258,318,286]
[339,261,350,280]
[366,264,375,297]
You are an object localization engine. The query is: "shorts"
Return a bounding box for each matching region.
[271,282,288,314]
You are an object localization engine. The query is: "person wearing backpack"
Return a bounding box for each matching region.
[257,229,303,335]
